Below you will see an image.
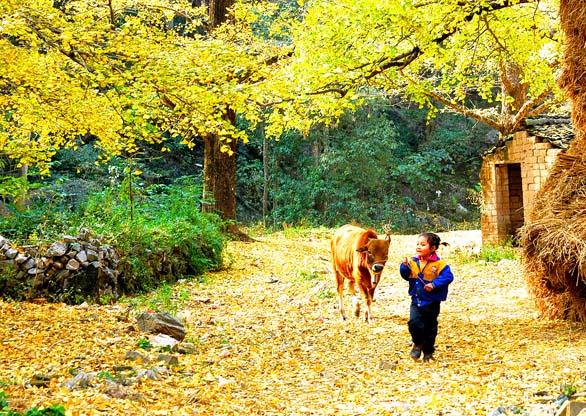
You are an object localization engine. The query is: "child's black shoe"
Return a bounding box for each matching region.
[410,346,422,360]
[422,353,435,362]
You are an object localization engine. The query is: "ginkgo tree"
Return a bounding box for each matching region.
[0,0,296,238]
[276,0,562,140]
[0,0,172,170]
[399,0,562,136]
[0,0,562,239]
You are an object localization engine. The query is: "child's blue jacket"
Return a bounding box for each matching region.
[399,253,454,307]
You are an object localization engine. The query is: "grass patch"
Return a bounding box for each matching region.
[478,243,519,263]
[121,281,191,314]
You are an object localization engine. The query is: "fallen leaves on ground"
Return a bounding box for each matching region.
[1,230,586,416]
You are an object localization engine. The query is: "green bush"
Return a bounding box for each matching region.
[0,263,27,302]
[0,172,224,302]
[0,175,76,244]
[478,243,519,263]
[237,101,486,233]
[74,176,225,293]
[0,392,65,416]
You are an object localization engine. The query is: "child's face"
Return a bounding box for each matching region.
[416,236,435,259]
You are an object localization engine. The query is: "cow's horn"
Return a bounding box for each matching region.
[383,223,392,241]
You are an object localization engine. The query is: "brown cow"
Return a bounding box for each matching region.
[331,224,391,323]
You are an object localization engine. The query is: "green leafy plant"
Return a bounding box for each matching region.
[146,284,175,312]
[97,371,116,381]
[317,288,335,299]
[561,383,577,397]
[158,345,173,353]
[72,176,225,296]
[296,269,321,282]
[0,380,14,389]
[0,392,9,411]
[124,282,189,314]
[24,405,66,416]
[478,242,519,263]
[0,392,65,416]
[137,339,152,350]
[0,263,27,302]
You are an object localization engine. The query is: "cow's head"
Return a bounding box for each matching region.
[357,235,391,285]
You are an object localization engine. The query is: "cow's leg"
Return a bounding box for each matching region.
[353,296,361,318]
[364,297,373,323]
[361,285,374,324]
[348,280,361,318]
[335,271,346,321]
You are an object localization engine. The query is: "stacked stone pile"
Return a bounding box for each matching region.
[0,227,120,303]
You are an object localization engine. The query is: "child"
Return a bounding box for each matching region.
[400,232,454,362]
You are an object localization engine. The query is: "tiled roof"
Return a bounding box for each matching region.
[484,115,575,156]
[521,115,575,149]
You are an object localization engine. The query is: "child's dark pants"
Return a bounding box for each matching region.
[409,301,441,355]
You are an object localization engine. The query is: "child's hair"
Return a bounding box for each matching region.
[419,232,442,250]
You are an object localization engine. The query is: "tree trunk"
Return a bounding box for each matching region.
[262,126,269,228]
[201,132,236,228]
[209,0,234,27]
[199,0,251,241]
[201,114,236,220]
[499,61,528,133]
[201,108,251,240]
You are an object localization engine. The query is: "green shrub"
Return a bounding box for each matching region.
[296,269,322,282]
[0,263,27,302]
[0,392,65,416]
[75,176,225,294]
[0,176,75,244]
[478,242,519,263]
[237,102,486,233]
[317,288,335,299]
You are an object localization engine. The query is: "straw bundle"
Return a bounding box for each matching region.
[558,1,586,131]
[520,0,586,321]
[520,155,586,320]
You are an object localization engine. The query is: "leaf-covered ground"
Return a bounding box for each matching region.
[1,229,586,415]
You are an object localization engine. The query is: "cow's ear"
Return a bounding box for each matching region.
[356,245,368,253]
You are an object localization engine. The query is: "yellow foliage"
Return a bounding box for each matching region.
[0,230,585,415]
[0,0,563,174]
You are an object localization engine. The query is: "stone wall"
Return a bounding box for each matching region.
[481,131,563,245]
[0,227,120,303]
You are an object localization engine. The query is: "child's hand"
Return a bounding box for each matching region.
[402,257,409,266]
[424,283,434,292]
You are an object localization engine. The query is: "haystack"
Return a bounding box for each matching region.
[519,0,586,321]
[520,152,586,321]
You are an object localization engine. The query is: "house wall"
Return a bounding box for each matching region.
[480,131,562,245]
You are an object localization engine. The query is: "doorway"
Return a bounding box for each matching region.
[496,163,524,243]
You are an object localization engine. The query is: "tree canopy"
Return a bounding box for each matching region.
[280,0,562,137]
[0,0,294,172]
[0,0,563,234]
[1,0,562,164]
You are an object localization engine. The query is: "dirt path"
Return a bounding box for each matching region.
[1,230,585,415]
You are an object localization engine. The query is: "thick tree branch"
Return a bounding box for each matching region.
[510,87,554,128]
[424,89,503,132]
[319,0,536,97]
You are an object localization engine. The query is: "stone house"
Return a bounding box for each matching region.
[480,116,575,245]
